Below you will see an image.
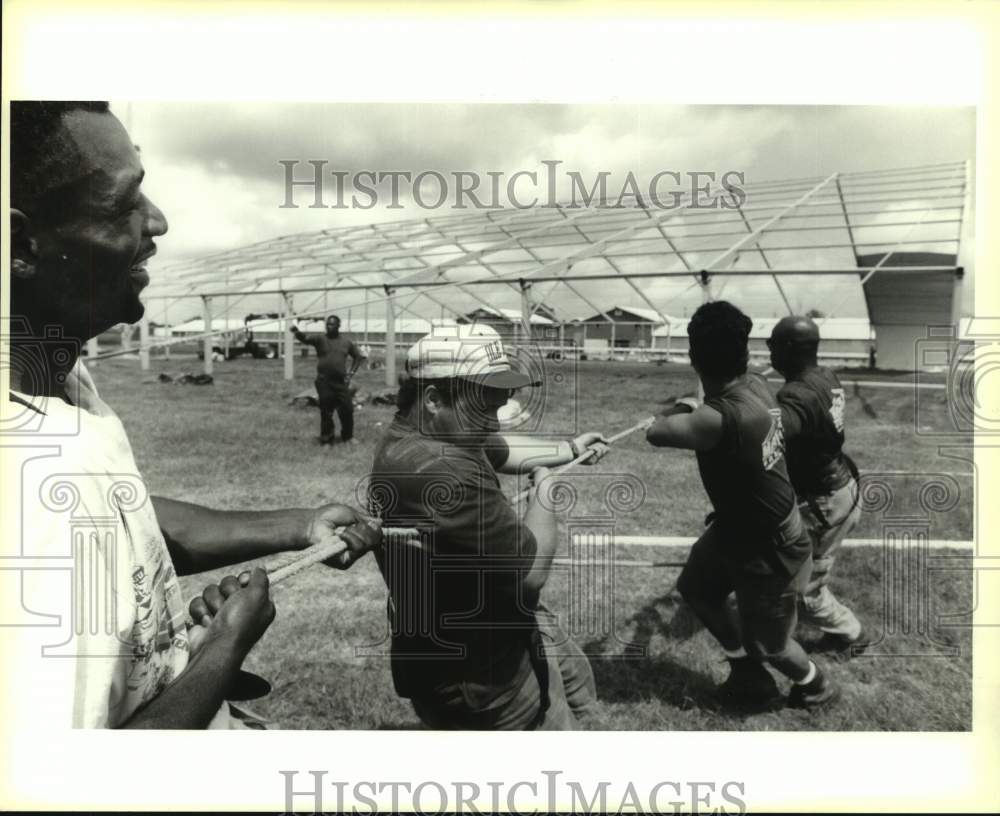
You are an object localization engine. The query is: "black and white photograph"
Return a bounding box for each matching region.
[2,2,998,813]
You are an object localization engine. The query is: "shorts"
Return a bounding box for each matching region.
[677,513,812,659]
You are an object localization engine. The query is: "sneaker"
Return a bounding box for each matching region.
[815,625,870,657]
[344,438,360,446]
[715,657,782,710]
[787,665,841,710]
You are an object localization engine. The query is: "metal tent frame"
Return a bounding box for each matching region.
[107,161,970,385]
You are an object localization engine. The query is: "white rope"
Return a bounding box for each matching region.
[602,535,972,551]
[249,416,657,583]
[221,411,972,590]
[510,416,655,505]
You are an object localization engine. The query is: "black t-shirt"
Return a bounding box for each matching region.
[368,414,538,707]
[777,366,853,497]
[697,374,805,573]
[297,333,360,381]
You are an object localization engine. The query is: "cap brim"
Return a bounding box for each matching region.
[462,370,541,389]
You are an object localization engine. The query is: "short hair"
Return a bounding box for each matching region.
[326,314,340,322]
[10,101,111,219]
[687,300,753,380]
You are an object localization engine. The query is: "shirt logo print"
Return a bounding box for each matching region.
[829,388,846,432]
[761,408,785,471]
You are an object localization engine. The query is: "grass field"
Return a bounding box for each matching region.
[91,355,973,730]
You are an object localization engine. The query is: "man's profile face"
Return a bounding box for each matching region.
[767,338,790,376]
[20,110,167,339]
[432,382,509,445]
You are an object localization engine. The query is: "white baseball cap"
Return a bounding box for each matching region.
[405,324,540,389]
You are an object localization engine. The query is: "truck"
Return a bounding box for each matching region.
[198,313,280,361]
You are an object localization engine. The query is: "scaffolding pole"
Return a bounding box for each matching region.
[384,287,396,387]
[139,312,150,371]
[283,292,295,381]
[201,296,213,376]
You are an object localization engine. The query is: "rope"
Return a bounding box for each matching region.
[553,556,687,569]
[193,405,974,600]
[510,415,655,505]
[254,415,657,584]
[260,524,419,584]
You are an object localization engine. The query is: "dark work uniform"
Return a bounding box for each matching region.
[677,374,812,659]
[368,414,596,730]
[295,331,360,443]
[777,366,862,638]
[777,366,853,499]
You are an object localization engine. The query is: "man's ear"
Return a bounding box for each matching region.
[422,385,442,415]
[10,208,39,279]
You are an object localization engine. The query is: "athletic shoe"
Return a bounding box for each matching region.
[787,665,841,710]
[715,657,782,710]
[815,625,870,657]
[344,438,360,446]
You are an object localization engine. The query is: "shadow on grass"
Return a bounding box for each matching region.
[585,651,718,712]
[582,590,720,712]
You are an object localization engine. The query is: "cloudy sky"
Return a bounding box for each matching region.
[125,103,975,322]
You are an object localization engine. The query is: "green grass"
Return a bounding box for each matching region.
[90,355,973,730]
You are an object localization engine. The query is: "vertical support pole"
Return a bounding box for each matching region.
[697,271,710,399]
[559,321,565,349]
[283,292,295,381]
[223,272,231,358]
[163,299,171,361]
[384,287,396,388]
[276,289,284,361]
[610,322,616,361]
[519,279,532,351]
[953,159,973,332]
[139,312,150,371]
[364,289,370,344]
[201,296,213,376]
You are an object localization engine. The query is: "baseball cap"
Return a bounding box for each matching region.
[405,324,541,389]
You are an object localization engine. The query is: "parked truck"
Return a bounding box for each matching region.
[198,313,280,361]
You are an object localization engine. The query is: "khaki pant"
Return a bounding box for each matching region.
[798,479,863,639]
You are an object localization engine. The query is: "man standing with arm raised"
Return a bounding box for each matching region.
[293,315,366,447]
